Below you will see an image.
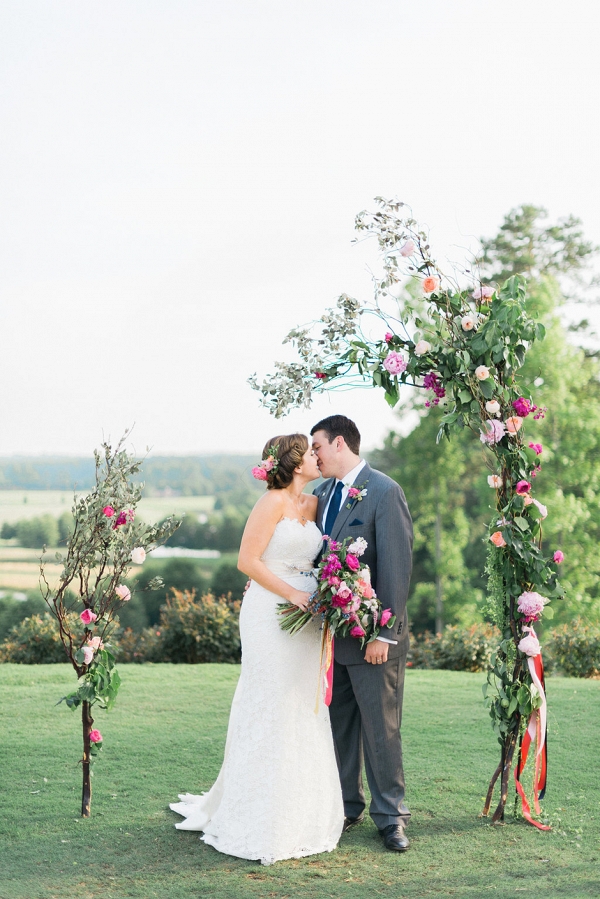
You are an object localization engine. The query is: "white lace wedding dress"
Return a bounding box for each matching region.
[170,518,344,865]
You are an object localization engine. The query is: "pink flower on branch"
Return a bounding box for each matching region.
[518,627,541,658]
[383,351,407,375]
[489,531,506,547]
[89,730,103,743]
[516,480,531,495]
[102,506,115,518]
[473,285,495,302]
[399,239,416,256]
[505,416,523,435]
[553,550,564,564]
[80,609,97,625]
[512,397,532,417]
[480,420,506,445]
[517,591,548,621]
[384,332,394,343]
[115,584,131,603]
[423,276,439,293]
[528,442,543,455]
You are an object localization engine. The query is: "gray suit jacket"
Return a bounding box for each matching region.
[314,462,413,665]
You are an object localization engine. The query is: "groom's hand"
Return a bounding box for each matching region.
[365,641,389,665]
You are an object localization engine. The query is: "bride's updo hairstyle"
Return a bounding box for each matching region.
[263,434,308,490]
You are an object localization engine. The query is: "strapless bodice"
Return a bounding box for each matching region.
[260,518,322,577]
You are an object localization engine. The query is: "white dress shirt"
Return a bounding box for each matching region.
[321,459,396,646]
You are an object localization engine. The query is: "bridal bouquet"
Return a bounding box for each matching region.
[277,535,396,648]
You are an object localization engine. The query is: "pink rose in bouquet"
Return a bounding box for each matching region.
[380,608,393,627]
[345,553,360,571]
[350,624,366,638]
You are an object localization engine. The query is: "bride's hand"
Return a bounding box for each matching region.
[287,589,313,612]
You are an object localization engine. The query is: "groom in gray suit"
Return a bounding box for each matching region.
[311,415,413,852]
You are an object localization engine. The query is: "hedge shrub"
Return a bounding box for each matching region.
[410,623,501,673]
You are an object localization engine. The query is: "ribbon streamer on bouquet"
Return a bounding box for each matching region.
[514,645,550,831]
[314,624,334,713]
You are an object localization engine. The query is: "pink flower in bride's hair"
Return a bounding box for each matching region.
[528,442,543,455]
[380,608,393,627]
[385,331,394,343]
[345,553,360,571]
[102,506,115,518]
[423,276,439,293]
[251,466,268,481]
[383,351,407,375]
[400,239,416,257]
[115,584,131,603]
[505,415,523,435]
[89,729,103,743]
[516,480,531,495]
[518,627,541,658]
[553,550,564,564]
[82,645,94,665]
[80,609,97,625]
[489,531,506,547]
[262,456,275,472]
[350,624,366,638]
[512,397,532,417]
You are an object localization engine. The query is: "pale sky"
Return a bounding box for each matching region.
[2,0,599,458]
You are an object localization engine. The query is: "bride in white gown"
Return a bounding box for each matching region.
[170,434,344,865]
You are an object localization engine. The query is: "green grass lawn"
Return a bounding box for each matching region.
[0,665,598,899]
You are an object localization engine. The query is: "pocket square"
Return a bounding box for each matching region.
[349,518,363,526]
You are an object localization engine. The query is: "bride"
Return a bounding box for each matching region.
[170,433,344,865]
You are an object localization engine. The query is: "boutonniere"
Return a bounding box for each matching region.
[346,482,368,509]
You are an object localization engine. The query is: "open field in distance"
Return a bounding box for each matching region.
[0,490,215,527]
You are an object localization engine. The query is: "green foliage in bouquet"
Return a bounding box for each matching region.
[251,198,564,827]
[39,436,180,817]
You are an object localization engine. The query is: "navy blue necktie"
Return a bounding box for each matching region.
[324,480,344,537]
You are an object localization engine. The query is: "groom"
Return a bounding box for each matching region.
[311,415,413,852]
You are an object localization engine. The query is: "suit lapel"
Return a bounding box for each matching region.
[316,478,337,533]
[331,464,371,540]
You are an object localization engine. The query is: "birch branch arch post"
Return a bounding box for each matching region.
[250,199,564,828]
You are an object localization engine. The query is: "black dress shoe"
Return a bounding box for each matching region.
[379,824,410,851]
[342,813,365,833]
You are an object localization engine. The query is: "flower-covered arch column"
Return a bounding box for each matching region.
[250,199,564,828]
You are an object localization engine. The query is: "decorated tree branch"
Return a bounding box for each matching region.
[40,437,180,817]
[250,198,564,828]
